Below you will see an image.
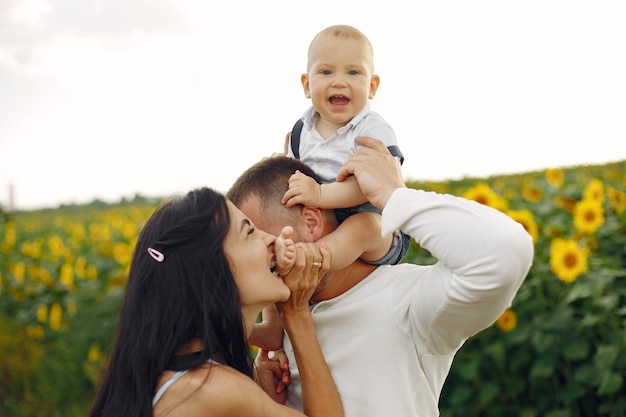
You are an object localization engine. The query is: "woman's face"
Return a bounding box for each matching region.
[223,201,291,312]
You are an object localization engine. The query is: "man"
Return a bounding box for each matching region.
[227,137,534,416]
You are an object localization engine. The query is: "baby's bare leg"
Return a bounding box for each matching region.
[275,226,296,277]
[353,212,393,263]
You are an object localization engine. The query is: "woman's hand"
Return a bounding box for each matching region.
[253,349,290,404]
[273,241,344,417]
[276,241,330,317]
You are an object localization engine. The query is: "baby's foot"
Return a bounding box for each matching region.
[275,226,296,277]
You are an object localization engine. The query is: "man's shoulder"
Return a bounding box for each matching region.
[353,263,425,292]
[369,263,433,295]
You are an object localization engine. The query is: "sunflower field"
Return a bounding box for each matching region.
[1,161,625,417]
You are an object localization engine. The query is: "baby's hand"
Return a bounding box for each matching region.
[281,170,321,208]
[275,226,296,277]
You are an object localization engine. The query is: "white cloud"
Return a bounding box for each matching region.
[1,0,625,210]
[8,0,52,27]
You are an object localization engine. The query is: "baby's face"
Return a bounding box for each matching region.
[303,35,379,129]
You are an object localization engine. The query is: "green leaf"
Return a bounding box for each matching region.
[556,380,587,403]
[574,363,601,387]
[506,376,526,397]
[594,344,619,370]
[598,395,626,415]
[562,283,592,305]
[597,372,623,396]
[563,338,590,361]
[478,382,500,407]
[545,409,571,417]
[508,346,532,373]
[530,331,555,353]
[592,294,619,311]
[485,341,505,368]
[454,356,479,381]
[597,266,626,278]
[578,313,600,329]
[530,356,555,379]
[540,307,574,331]
[447,385,473,406]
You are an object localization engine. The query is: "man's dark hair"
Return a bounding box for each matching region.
[227,155,321,209]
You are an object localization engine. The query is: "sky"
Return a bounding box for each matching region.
[1,0,625,210]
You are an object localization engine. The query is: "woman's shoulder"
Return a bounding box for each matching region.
[154,363,282,417]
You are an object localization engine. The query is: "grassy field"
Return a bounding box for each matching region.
[1,161,625,417]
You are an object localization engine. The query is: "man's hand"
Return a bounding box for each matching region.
[336,136,405,210]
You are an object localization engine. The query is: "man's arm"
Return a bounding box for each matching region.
[386,188,534,353]
[341,137,534,353]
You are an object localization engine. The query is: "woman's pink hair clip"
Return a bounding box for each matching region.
[147,247,164,262]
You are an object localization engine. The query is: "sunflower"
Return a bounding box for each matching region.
[607,187,626,214]
[573,199,605,235]
[506,209,539,244]
[88,344,102,362]
[496,309,517,332]
[36,304,48,323]
[545,168,564,188]
[553,195,577,212]
[550,238,588,283]
[49,302,63,331]
[60,263,75,291]
[582,178,605,204]
[25,325,45,340]
[522,182,544,203]
[463,182,508,211]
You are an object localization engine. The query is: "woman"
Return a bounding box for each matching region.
[90,187,343,417]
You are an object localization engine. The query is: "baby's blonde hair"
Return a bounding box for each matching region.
[307,25,374,71]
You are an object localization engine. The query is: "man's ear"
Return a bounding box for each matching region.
[299,206,325,241]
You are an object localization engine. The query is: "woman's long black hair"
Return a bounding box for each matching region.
[90,187,253,417]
